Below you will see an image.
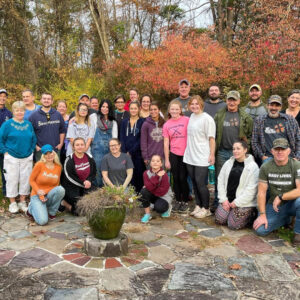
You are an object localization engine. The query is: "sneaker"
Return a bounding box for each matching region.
[161,204,172,218]
[172,201,181,213]
[18,201,28,213]
[141,214,152,223]
[190,205,201,216]
[26,210,34,221]
[178,202,189,213]
[194,208,212,219]
[48,214,56,220]
[9,202,19,214]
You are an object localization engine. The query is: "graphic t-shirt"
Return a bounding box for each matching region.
[175,96,192,117]
[221,111,240,150]
[263,116,287,156]
[162,116,189,156]
[73,153,90,182]
[101,152,134,186]
[259,158,300,203]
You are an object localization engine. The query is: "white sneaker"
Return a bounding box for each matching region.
[18,201,28,213]
[194,208,212,219]
[190,205,201,216]
[9,202,19,214]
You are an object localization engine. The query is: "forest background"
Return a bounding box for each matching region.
[0,0,299,112]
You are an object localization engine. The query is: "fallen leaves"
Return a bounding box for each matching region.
[229,263,242,270]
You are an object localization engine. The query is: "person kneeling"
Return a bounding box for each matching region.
[215,140,259,229]
[62,137,97,214]
[27,145,65,225]
[140,155,173,223]
[253,138,300,247]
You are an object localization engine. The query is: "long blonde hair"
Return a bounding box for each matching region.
[40,151,62,167]
[167,99,183,119]
[75,103,90,126]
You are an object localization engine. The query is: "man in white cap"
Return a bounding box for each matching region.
[243,84,267,119]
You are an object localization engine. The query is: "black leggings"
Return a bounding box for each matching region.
[140,188,169,213]
[169,152,189,202]
[186,164,209,209]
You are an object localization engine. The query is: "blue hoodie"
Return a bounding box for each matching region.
[0,107,12,127]
[29,107,66,148]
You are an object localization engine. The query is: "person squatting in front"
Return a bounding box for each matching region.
[140,154,173,223]
[253,138,300,247]
[27,145,65,225]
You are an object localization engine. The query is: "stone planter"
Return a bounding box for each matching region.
[88,205,126,240]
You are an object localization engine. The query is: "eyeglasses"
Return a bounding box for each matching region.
[46,113,50,121]
[79,108,88,112]
[109,144,120,148]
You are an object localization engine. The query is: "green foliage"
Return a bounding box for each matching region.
[49,69,105,113]
[159,5,184,21]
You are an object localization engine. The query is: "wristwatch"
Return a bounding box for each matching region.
[278,194,283,201]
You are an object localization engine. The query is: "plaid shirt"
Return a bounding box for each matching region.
[252,113,300,159]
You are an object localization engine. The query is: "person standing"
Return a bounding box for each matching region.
[203,84,226,118]
[281,89,300,127]
[91,99,118,186]
[141,102,165,166]
[120,101,145,192]
[29,93,66,161]
[0,101,36,213]
[114,95,130,139]
[90,96,100,111]
[174,79,192,117]
[253,138,300,247]
[0,88,12,197]
[243,84,267,120]
[22,89,41,120]
[163,100,190,212]
[252,95,300,163]
[139,94,152,118]
[124,88,139,111]
[184,95,216,218]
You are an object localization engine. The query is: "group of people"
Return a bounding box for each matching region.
[0,83,300,247]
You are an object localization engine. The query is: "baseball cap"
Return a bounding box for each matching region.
[268,95,282,105]
[78,94,89,101]
[179,79,190,86]
[249,84,262,92]
[0,89,8,96]
[226,91,240,100]
[41,144,54,154]
[272,138,289,149]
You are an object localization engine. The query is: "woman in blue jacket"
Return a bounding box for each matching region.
[120,101,145,192]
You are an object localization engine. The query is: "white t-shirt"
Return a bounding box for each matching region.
[183,112,216,166]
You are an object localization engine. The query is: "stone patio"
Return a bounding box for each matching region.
[0,210,300,299]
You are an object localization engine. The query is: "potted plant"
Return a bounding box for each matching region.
[77,185,138,240]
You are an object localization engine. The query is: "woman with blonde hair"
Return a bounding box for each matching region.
[0,101,36,213]
[184,95,216,218]
[27,144,65,225]
[66,103,95,156]
[163,99,189,213]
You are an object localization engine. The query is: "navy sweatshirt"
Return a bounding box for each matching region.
[29,107,66,148]
[120,118,145,155]
[0,107,12,127]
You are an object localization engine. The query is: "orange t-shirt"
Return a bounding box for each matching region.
[30,161,62,196]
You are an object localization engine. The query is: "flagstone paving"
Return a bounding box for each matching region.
[0,211,300,299]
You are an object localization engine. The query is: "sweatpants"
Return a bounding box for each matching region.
[169,152,189,202]
[3,153,33,198]
[186,164,209,209]
[140,188,169,214]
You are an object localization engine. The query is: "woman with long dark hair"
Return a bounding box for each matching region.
[91,99,117,186]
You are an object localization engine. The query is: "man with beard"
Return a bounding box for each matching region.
[252,95,300,163]
[243,84,267,119]
[203,84,226,118]
[29,93,66,161]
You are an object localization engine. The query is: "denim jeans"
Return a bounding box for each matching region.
[255,197,300,236]
[28,186,65,225]
[214,149,233,208]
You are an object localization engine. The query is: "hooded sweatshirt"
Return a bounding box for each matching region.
[143,168,173,204]
[29,107,66,148]
[140,116,164,161]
